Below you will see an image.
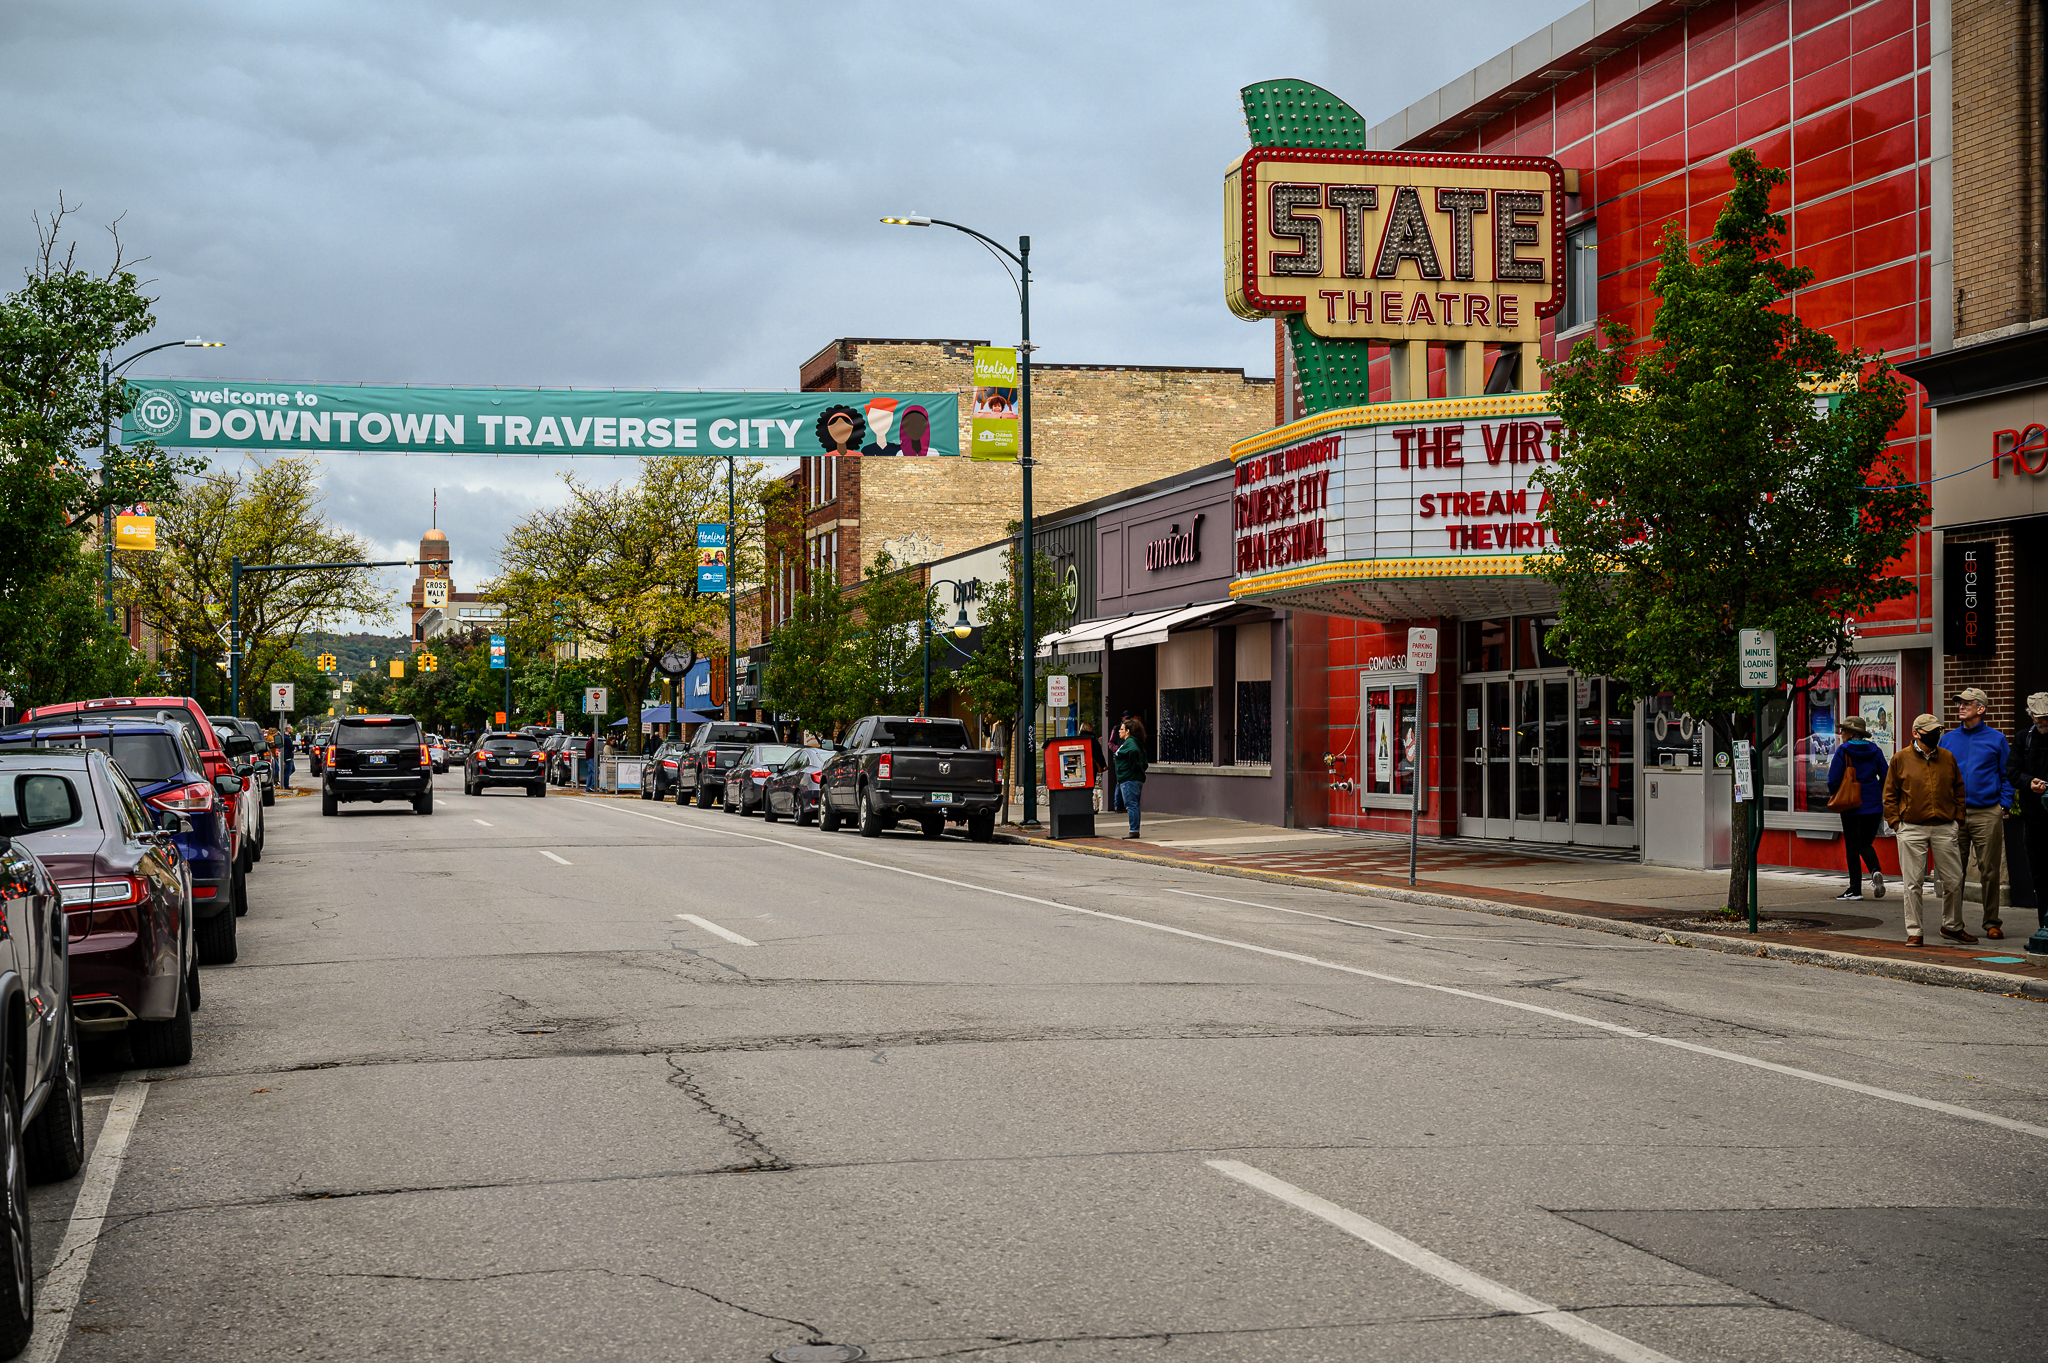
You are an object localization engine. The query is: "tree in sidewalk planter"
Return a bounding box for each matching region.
[1538,150,1924,916]
[120,455,387,715]
[484,456,771,752]
[761,569,858,742]
[846,551,943,719]
[0,199,206,704]
[950,542,1066,793]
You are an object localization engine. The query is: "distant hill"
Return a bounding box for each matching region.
[298,631,413,676]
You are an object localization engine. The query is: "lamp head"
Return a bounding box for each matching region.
[880,215,932,227]
[182,337,225,347]
[952,606,971,638]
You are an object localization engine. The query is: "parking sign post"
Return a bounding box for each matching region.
[1737,629,1777,935]
[1406,627,1438,886]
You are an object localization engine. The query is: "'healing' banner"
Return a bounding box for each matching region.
[122,381,960,457]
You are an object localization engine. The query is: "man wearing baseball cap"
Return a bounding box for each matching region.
[2008,692,2048,939]
[1939,686,2014,938]
[1883,713,1969,945]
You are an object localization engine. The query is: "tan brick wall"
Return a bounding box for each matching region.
[804,340,1273,570]
[1954,0,2047,339]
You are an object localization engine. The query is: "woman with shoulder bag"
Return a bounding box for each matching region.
[1827,715,1890,900]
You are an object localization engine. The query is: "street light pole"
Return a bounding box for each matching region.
[99,337,223,626]
[229,556,415,717]
[727,455,738,722]
[878,215,1038,823]
[921,578,976,716]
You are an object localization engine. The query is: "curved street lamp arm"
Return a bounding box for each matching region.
[105,340,189,379]
[928,219,1025,270]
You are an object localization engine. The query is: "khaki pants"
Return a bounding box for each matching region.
[1895,821,1963,935]
[1957,805,2006,928]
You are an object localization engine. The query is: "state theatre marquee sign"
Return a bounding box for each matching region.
[1225,148,1565,345]
[1229,393,1566,620]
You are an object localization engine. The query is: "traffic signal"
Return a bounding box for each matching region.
[317,653,337,672]
[418,653,439,672]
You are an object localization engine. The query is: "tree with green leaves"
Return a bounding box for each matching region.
[761,569,857,741]
[0,200,205,704]
[846,552,940,719]
[1539,150,1924,913]
[951,542,1066,735]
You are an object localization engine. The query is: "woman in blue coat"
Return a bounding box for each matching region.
[1826,715,1890,900]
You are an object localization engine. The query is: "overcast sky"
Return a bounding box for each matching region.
[5,0,1575,627]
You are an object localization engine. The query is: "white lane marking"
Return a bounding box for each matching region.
[1207,1160,1682,1363]
[26,1078,151,1363]
[1162,886,1440,937]
[589,802,2048,1141]
[676,913,757,946]
[539,850,572,865]
[472,819,493,827]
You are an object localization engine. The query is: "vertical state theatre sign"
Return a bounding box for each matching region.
[1225,149,1564,346]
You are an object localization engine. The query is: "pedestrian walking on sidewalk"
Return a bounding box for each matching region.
[278,724,296,789]
[1827,715,1888,900]
[1940,686,2014,938]
[1883,713,1969,946]
[583,732,599,792]
[2009,692,2048,939]
[1114,718,1148,840]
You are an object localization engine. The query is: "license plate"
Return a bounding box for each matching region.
[930,792,953,804]
[503,758,523,765]
[367,755,386,765]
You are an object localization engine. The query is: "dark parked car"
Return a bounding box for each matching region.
[762,747,833,825]
[641,741,687,801]
[542,733,577,785]
[307,724,334,776]
[1,718,241,962]
[216,717,276,807]
[0,747,195,1067]
[321,714,433,815]
[819,715,1001,841]
[0,764,94,1353]
[674,723,778,808]
[722,744,799,814]
[464,732,546,797]
[209,719,266,862]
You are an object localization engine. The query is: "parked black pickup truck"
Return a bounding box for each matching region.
[818,716,1000,841]
[675,722,779,808]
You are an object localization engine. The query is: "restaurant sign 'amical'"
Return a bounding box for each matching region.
[1225,149,1565,346]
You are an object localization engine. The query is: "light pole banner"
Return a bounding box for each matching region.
[696,524,728,592]
[123,381,962,457]
[970,348,1019,461]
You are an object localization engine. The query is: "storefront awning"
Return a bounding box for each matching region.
[1231,556,1560,621]
[1037,608,1180,659]
[1110,599,1248,650]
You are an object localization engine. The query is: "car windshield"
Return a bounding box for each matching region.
[747,745,798,768]
[481,737,538,754]
[783,749,831,771]
[336,718,424,747]
[138,708,210,753]
[872,719,971,749]
[108,734,187,784]
[703,725,777,746]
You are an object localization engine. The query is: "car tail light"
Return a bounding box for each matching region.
[806,772,820,785]
[420,744,431,765]
[750,768,770,778]
[878,756,892,779]
[327,746,338,767]
[57,878,143,909]
[149,782,215,813]
[193,885,218,899]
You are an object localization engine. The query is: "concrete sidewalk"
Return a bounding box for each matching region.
[1009,814,2048,1000]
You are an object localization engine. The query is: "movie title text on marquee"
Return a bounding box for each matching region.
[1233,414,1565,578]
[1225,148,1564,345]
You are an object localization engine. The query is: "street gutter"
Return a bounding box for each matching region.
[997,832,2048,1003]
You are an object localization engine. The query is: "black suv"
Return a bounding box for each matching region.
[321,715,433,816]
[464,732,547,797]
[675,723,779,807]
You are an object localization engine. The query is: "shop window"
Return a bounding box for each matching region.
[1462,619,1510,673]
[1363,682,1419,799]
[1159,686,1214,763]
[1561,221,1597,333]
[1514,615,1567,669]
[1236,680,1272,764]
[1762,655,1898,814]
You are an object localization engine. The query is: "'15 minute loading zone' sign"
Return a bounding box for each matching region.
[123,382,962,457]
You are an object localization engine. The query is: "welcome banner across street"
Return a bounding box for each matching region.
[122,380,962,457]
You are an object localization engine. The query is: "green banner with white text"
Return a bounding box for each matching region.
[122,381,960,457]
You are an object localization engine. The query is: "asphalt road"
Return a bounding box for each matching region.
[24,770,2048,1363]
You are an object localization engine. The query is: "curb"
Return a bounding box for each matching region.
[994,832,2048,1002]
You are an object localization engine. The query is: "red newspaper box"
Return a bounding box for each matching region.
[1043,736,1097,838]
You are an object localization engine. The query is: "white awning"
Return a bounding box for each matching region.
[1110,599,1245,650]
[1036,608,1180,659]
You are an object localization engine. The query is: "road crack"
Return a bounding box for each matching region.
[664,1057,791,1171]
[316,1266,823,1339]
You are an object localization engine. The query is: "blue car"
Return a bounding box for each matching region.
[0,717,242,965]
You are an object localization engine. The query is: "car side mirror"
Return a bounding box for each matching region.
[215,774,244,796]
[8,774,80,834]
[155,810,186,836]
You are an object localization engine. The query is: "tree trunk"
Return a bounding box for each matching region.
[1719,713,1756,917]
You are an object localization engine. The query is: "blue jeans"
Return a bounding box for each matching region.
[585,753,599,791]
[1118,780,1143,835]
[281,755,294,787]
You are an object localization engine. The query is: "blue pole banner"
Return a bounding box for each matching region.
[696,524,729,592]
[489,634,507,670]
[122,381,961,457]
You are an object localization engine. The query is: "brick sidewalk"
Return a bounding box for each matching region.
[1007,819,2048,1000]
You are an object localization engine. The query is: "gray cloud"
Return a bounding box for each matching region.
[7,0,1571,624]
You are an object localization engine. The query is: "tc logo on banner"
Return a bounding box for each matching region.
[697,523,728,592]
[971,347,1019,461]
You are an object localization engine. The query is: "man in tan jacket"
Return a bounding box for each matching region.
[1882,713,1969,945]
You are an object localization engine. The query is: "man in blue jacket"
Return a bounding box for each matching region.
[1940,687,2014,938]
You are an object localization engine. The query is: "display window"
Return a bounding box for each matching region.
[1362,678,1419,802]
[1762,654,1897,814]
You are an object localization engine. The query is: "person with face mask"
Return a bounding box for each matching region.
[1882,713,1969,945]
[2007,692,2048,941]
